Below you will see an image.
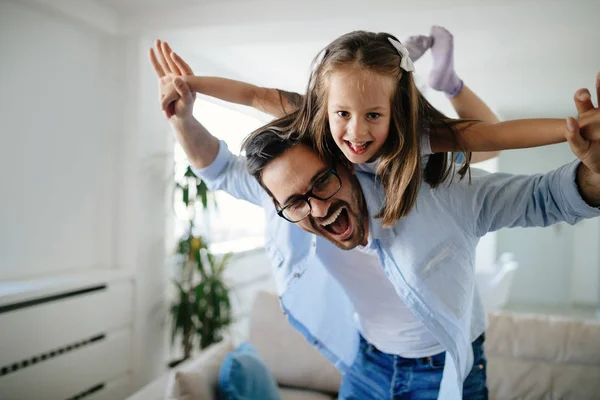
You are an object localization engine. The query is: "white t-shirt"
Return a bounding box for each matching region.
[420,129,433,156]
[317,239,444,358]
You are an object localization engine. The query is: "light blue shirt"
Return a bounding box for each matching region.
[193,141,599,399]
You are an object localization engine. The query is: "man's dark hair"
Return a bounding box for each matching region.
[243,111,317,190]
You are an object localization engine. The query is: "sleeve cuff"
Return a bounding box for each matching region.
[563,161,600,217]
[190,140,233,181]
[420,128,433,156]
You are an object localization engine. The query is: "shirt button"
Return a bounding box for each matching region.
[294,272,301,278]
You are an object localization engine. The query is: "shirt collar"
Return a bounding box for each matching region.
[355,171,396,240]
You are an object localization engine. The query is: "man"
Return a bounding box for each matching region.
[154,55,600,398]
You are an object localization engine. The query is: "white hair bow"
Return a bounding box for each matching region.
[387,37,415,73]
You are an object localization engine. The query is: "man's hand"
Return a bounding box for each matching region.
[569,73,600,207]
[148,40,219,169]
[149,40,195,120]
[573,71,600,144]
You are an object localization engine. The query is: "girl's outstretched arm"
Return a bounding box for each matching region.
[181,75,301,118]
[431,99,600,154]
[155,40,301,118]
[448,85,501,163]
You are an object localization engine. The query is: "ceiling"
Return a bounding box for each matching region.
[92,0,599,119]
[93,0,208,17]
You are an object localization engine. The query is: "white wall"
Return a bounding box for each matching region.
[224,249,276,343]
[571,218,600,306]
[0,1,121,280]
[0,1,174,394]
[115,34,174,390]
[496,142,598,307]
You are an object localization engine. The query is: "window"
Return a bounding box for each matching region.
[173,98,268,253]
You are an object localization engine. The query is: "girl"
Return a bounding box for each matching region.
[152,30,597,226]
[153,26,500,165]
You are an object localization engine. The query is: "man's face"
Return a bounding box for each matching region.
[261,144,368,250]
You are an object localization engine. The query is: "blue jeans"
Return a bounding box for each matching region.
[338,335,488,400]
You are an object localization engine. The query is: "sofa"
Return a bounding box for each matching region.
[128,291,600,400]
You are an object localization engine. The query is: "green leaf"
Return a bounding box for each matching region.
[184,165,195,177]
[216,253,233,275]
[176,238,190,256]
[211,281,221,322]
[172,279,186,295]
[170,277,195,349]
[206,252,216,274]
[197,180,208,210]
[193,281,207,313]
[172,161,233,353]
[182,186,189,207]
[196,249,207,280]
[170,304,181,346]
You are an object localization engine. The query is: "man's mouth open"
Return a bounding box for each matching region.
[320,207,352,240]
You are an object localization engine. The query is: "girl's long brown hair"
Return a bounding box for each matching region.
[289,30,472,227]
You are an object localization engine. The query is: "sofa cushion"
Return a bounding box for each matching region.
[487,356,600,400]
[218,342,282,400]
[485,311,600,365]
[485,311,600,399]
[249,292,342,394]
[166,339,235,400]
[171,373,211,400]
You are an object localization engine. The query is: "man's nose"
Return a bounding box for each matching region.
[309,197,330,218]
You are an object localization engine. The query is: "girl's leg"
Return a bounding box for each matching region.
[427,26,501,162]
[404,34,433,61]
[428,26,464,98]
[427,26,499,124]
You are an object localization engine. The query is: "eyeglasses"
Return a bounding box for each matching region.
[275,168,342,223]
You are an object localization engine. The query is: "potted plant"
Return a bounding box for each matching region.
[169,165,233,367]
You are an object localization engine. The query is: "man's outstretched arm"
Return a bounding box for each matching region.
[149,46,264,205]
[439,75,600,237]
[577,161,600,207]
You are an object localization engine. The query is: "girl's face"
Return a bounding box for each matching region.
[326,68,395,164]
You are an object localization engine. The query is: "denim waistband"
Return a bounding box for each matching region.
[360,332,485,365]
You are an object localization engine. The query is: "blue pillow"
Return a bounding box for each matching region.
[218,342,282,400]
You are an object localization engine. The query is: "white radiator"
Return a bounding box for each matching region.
[0,270,134,400]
